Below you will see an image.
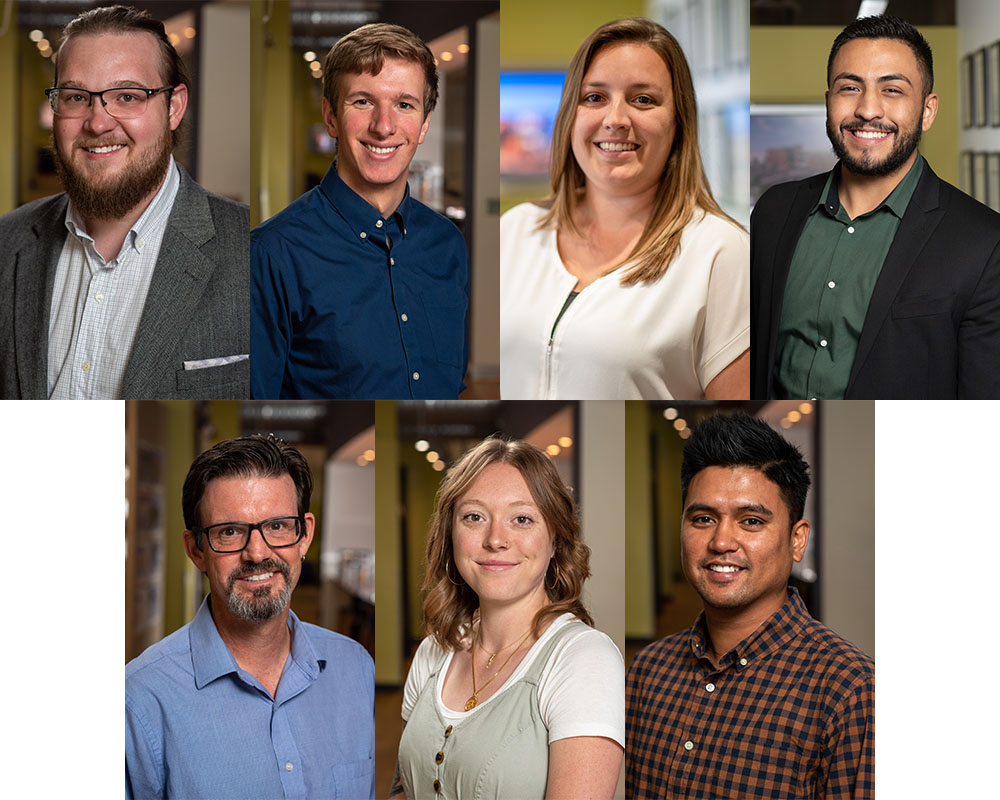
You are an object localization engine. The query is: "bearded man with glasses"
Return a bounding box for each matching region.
[126,435,374,799]
[0,4,249,400]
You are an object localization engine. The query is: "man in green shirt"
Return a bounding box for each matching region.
[751,15,1000,399]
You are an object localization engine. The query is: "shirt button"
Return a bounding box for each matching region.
[819,339,828,347]
[401,313,408,322]
[444,725,453,737]
[376,219,383,228]
[435,751,444,764]
[705,683,715,693]
[136,239,144,248]
[81,361,91,372]
[827,281,836,289]
[847,226,855,234]
[740,657,748,666]
[413,371,420,381]
[360,231,367,239]
[95,293,104,303]
[390,258,395,266]
[684,740,694,751]
[285,762,293,771]
[433,779,441,793]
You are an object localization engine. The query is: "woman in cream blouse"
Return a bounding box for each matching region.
[391,437,624,799]
[501,17,749,400]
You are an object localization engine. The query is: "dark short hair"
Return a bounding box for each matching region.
[322,22,438,118]
[182,435,313,532]
[55,5,191,147]
[827,15,934,96]
[680,412,811,524]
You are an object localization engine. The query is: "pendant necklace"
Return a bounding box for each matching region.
[465,627,533,711]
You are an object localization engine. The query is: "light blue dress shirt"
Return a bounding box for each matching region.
[126,595,374,799]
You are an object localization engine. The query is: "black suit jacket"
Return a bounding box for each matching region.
[751,161,1000,399]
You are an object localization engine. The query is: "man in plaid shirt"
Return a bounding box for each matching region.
[626,413,873,799]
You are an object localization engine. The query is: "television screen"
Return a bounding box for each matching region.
[750,104,837,207]
[500,71,566,178]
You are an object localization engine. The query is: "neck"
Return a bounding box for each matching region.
[577,183,657,232]
[476,591,549,653]
[837,151,917,219]
[78,180,163,262]
[701,589,787,667]
[338,165,405,218]
[210,596,292,673]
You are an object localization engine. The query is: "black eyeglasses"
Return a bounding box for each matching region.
[44,86,173,119]
[192,516,305,554]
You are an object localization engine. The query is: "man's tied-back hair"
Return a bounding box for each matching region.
[828,15,934,96]
[680,412,811,524]
[182,435,313,532]
[323,22,438,117]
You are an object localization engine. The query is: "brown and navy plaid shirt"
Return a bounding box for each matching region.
[626,588,874,799]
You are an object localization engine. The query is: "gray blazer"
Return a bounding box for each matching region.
[0,165,250,399]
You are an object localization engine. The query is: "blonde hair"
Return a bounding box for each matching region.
[539,17,740,286]
[422,437,593,651]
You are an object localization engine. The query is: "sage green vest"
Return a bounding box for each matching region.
[399,618,589,800]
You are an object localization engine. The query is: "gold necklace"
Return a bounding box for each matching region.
[484,631,530,670]
[465,628,533,711]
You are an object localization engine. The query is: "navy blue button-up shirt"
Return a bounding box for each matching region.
[250,164,469,398]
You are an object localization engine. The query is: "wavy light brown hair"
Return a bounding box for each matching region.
[423,437,593,651]
[538,17,740,286]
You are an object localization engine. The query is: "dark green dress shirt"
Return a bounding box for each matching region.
[774,156,924,399]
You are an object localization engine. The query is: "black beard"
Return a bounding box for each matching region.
[53,125,172,220]
[826,115,922,177]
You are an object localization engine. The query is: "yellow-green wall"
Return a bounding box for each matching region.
[375,401,402,684]
[751,26,959,186]
[0,1,17,213]
[624,401,653,639]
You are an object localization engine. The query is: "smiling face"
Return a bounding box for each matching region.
[183,474,314,625]
[570,42,676,200]
[451,462,555,614]
[826,37,937,178]
[322,56,431,216]
[681,466,809,621]
[53,31,186,221]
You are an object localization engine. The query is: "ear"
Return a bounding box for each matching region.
[183,529,207,572]
[167,84,188,131]
[297,512,316,559]
[417,110,431,145]
[790,519,810,563]
[921,91,938,132]
[321,97,339,139]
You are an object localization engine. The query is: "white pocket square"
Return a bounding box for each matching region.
[183,354,249,370]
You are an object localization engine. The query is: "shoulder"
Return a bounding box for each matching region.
[406,197,464,239]
[125,623,195,695]
[203,189,250,233]
[548,617,622,662]
[298,620,375,679]
[411,634,450,672]
[250,187,325,251]
[685,209,749,252]
[0,194,67,243]
[753,172,828,222]
[928,170,1000,237]
[501,201,548,234]
[627,630,689,681]
[798,618,875,686]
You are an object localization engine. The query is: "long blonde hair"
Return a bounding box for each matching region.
[539,17,740,286]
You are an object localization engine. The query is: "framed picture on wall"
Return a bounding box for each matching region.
[989,153,1000,213]
[961,150,973,196]
[974,48,987,127]
[963,54,973,129]
[974,152,988,205]
[990,42,1000,126]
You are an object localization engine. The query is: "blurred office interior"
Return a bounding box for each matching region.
[373,399,625,797]
[125,399,375,663]
[624,400,875,668]
[751,0,1000,210]
[0,0,250,215]
[500,0,749,226]
[251,1,501,398]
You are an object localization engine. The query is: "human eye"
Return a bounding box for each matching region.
[741,517,765,528]
[689,514,715,527]
[462,511,484,523]
[512,514,534,526]
[581,92,604,104]
[214,524,244,539]
[114,90,141,104]
[633,94,657,105]
[59,90,88,105]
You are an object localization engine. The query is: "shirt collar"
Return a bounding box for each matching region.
[64,154,181,259]
[816,153,924,220]
[189,594,325,690]
[318,160,411,240]
[687,586,812,673]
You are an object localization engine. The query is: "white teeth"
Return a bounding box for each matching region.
[853,130,889,140]
[708,565,741,573]
[598,142,638,152]
[243,572,273,582]
[86,144,125,154]
[365,144,398,154]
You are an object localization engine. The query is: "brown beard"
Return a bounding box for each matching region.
[53,122,173,221]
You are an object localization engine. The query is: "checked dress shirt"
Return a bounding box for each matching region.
[626,587,873,799]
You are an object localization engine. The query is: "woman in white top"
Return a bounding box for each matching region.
[390,437,624,799]
[501,17,749,400]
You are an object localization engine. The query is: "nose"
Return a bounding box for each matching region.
[83,96,120,135]
[242,526,276,562]
[602,95,630,130]
[484,519,508,551]
[853,88,884,121]
[369,103,395,137]
[708,518,739,554]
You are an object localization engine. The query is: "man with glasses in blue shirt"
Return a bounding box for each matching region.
[126,435,374,799]
[0,5,249,400]
[251,23,470,399]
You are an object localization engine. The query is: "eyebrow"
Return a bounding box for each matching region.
[345,89,422,105]
[684,502,774,517]
[57,79,153,89]
[582,81,661,91]
[832,71,913,87]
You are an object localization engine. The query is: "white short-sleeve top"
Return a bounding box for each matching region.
[500,202,749,399]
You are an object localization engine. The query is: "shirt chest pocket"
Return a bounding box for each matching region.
[331,757,372,800]
[891,293,957,319]
[716,729,810,797]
